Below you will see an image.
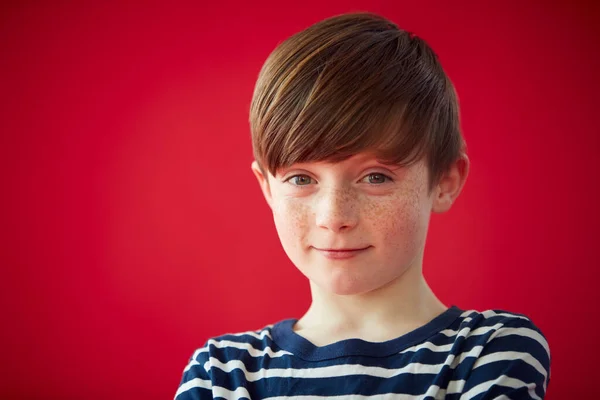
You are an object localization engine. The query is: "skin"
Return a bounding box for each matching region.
[251,151,469,345]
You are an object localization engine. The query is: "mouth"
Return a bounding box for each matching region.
[313,246,370,260]
[314,245,370,251]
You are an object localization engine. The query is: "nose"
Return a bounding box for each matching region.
[315,186,359,232]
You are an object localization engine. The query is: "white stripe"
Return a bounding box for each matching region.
[207,338,293,358]
[175,381,257,400]
[460,310,478,318]
[400,323,536,354]
[183,347,208,373]
[480,310,530,321]
[265,394,421,400]
[461,375,541,400]
[212,385,252,400]
[439,328,459,337]
[174,378,211,399]
[400,341,454,354]
[421,379,467,398]
[422,385,446,399]
[460,309,531,322]
[225,327,274,340]
[446,379,467,394]
[209,356,446,381]
[470,323,506,336]
[182,327,280,373]
[451,345,484,368]
[473,351,548,385]
[495,327,550,360]
[440,322,510,339]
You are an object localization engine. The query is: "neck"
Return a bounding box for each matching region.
[295,264,447,342]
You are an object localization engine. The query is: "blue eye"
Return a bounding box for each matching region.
[287,175,313,186]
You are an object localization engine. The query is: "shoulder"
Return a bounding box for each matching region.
[206,323,292,358]
[455,308,549,355]
[458,307,542,328]
[176,323,290,399]
[182,322,292,373]
[452,308,551,399]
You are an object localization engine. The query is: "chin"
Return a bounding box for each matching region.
[327,286,371,296]
[315,274,379,296]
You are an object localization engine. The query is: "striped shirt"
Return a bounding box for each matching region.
[175,306,550,399]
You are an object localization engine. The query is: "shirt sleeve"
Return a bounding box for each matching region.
[174,345,213,400]
[459,319,551,400]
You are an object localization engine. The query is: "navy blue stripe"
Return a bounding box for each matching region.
[461,359,546,397]
[470,384,535,400]
[209,333,276,352]
[176,387,213,400]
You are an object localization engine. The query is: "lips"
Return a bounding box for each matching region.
[314,246,370,260]
[315,246,370,251]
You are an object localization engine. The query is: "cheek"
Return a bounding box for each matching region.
[272,199,311,245]
[364,188,428,250]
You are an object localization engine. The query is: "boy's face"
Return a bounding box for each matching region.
[251,151,465,296]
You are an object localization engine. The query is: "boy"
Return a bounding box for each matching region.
[175,12,550,399]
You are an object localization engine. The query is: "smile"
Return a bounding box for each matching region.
[314,247,370,260]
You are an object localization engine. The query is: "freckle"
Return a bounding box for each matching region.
[288,201,309,230]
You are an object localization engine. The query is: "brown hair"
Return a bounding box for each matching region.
[249,12,465,193]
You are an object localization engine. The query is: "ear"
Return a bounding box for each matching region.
[431,153,470,213]
[251,160,273,210]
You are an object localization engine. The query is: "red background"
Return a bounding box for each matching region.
[1,1,598,399]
